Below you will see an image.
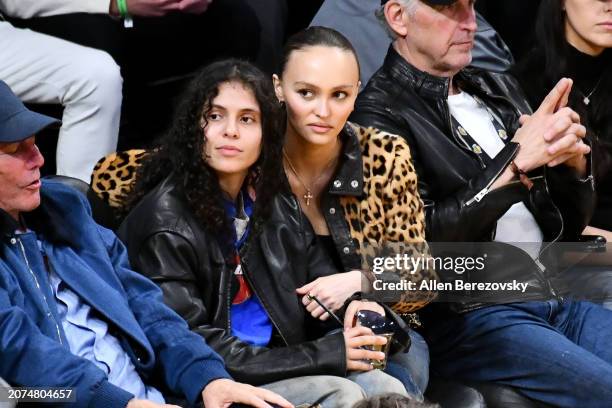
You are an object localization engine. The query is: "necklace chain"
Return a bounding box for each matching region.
[283,148,338,206]
[581,75,603,106]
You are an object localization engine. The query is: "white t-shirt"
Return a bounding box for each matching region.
[447,92,543,258]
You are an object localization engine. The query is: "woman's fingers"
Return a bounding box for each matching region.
[348,334,388,348]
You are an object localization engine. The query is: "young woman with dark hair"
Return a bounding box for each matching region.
[274,27,435,401]
[118,58,409,407]
[122,59,283,225]
[515,0,612,236]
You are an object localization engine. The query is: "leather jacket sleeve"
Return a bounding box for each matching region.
[129,230,348,385]
[422,143,525,242]
[352,107,527,242]
[101,227,230,404]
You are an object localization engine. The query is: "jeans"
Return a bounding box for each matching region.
[384,330,430,401]
[424,300,612,407]
[261,371,407,408]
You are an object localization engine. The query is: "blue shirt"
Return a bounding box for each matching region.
[0,180,230,408]
[225,190,273,347]
[38,238,164,403]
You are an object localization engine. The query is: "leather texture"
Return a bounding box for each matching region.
[117,174,412,385]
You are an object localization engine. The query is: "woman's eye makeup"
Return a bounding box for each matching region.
[240,115,256,124]
[297,89,314,98]
[296,89,351,100]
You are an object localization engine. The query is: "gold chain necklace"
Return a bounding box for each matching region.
[283,148,338,206]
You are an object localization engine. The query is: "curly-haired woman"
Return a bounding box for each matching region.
[118,59,410,407]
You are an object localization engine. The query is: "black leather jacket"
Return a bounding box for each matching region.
[117,174,411,384]
[351,46,596,313]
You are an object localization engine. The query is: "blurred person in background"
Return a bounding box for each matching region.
[0,16,122,182]
[515,0,612,238]
[0,0,287,147]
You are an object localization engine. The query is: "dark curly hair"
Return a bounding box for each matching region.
[126,59,284,239]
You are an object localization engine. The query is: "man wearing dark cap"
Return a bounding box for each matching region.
[352,0,612,406]
[0,81,290,408]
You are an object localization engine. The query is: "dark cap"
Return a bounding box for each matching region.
[381,0,458,5]
[0,80,60,143]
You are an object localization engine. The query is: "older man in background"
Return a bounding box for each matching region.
[351,0,612,406]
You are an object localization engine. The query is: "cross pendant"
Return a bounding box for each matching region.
[304,190,314,206]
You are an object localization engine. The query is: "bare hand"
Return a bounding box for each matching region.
[343,300,385,329]
[296,271,362,320]
[202,379,293,408]
[512,78,589,172]
[583,225,612,244]
[178,0,213,13]
[110,0,181,17]
[344,326,388,372]
[126,399,180,408]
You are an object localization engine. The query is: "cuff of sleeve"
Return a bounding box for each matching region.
[89,380,134,408]
[180,360,232,405]
[323,330,348,377]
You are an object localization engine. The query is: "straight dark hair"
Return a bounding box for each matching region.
[534,0,569,81]
[515,0,611,138]
[279,26,361,76]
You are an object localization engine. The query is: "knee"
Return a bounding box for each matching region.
[360,370,409,396]
[320,376,366,407]
[86,50,122,100]
[68,48,122,105]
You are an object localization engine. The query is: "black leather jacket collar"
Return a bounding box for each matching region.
[383,45,451,100]
[317,125,366,271]
[328,124,364,197]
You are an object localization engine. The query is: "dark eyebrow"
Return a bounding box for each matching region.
[239,109,261,115]
[209,105,260,114]
[332,85,354,91]
[294,81,354,90]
